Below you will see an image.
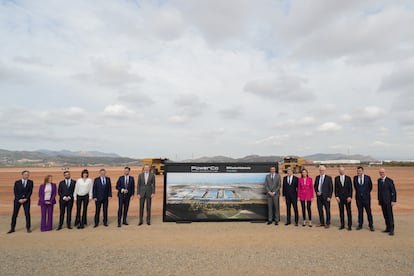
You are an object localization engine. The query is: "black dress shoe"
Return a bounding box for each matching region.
[118,224,121,227]
[56,226,62,231]
[339,226,345,230]
[370,226,375,232]
[27,229,32,233]
[382,229,390,233]
[68,226,73,229]
[347,227,352,231]
[104,224,108,227]
[295,223,298,227]
[123,222,129,225]
[77,225,81,229]
[7,229,14,234]
[274,222,278,225]
[138,222,143,226]
[285,222,291,226]
[93,224,98,228]
[356,226,362,230]
[266,221,272,225]
[389,231,394,236]
[147,222,151,225]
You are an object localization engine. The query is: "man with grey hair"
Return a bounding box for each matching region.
[378,168,396,236]
[264,166,281,225]
[314,165,333,228]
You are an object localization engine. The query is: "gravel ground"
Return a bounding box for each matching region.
[1,214,413,275]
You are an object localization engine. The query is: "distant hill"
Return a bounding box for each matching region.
[0,149,139,167]
[304,153,375,162]
[182,155,283,163]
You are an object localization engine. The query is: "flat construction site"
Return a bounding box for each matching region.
[1,165,413,275]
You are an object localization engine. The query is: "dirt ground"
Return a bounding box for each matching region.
[0,165,413,275]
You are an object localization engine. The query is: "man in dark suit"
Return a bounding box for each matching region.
[264,166,281,225]
[314,165,333,228]
[378,168,397,236]
[93,168,112,227]
[8,170,33,234]
[334,166,353,230]
[138,164,155,225]
[353,166,374,231]
[282,167,298,226]
[116,167,135,227]
[57,170,76,230]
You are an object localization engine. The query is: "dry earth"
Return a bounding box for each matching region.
[0,165,413,275]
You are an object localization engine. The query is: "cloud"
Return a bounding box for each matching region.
[243,74,315,102]
[73,59,143,87]
[118,91,154,107]
[103,104,135,117]
[169,94,207,123]
[317,122,342,132]
[254,134,289,145]
[219,106,242,120]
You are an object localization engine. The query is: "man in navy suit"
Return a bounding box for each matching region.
[334,166,353,230]
[282,167,299,226]
[93,169,112,227]
[116,167,135,227]
[314,165,333,228]
[354,166,374,231]
[378,168,397,236]
[57,170,76,230]
[8,170,33,234]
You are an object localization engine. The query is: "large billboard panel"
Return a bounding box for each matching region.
[163,162,278,222]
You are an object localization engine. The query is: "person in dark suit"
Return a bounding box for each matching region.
[282,167,298,226]
[8,170,33,234]
[138,164,155,225]
[378,168,397,236]
[264,166,281,225]
[93,169,112,227]
[57,171,76,230]
[353,166,374,231]
[334,166,353,230]
[314,165,333,228]
[116,167,135,227]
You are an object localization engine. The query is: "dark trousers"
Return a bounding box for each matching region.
[75,195,89,227]
[40,204,54,232]
[380,202,394,231]
[118,196,131,224]
[316,196,331,225]
[300,200,312,220]
[338,200,352,228]
[285,196,298,224]
[11,200,31,230]
[139,196,152,223]
[59,199,73,227]
[95,198,109,225]
[356,199,373,227]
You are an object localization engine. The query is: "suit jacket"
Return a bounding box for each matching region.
[314,175,333,199]
[353,175,372,202]
[264,173,281,197]
[58,179,76,201]
[93,177,112,201]
[378,177,397,204]
[14,179,33,201]
[298,177,314,201]
[334,175,353,200]
[38,183,57,206]
[116,175,135,198]
[282,175,298,200]
[138,172,155,197]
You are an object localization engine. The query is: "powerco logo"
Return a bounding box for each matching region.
[190,166,219,173]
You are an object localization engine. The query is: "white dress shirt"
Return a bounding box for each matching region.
[74,178,93,199]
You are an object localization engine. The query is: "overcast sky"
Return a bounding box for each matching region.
[1,0,413,160]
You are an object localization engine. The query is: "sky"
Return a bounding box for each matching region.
[0,0,413,160]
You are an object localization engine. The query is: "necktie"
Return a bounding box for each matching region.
[271,174,274,180]
[359,176,363,185]
[66,179,70,188]
[125,176,128,188]
[341,176,344,187]
[23,180,26,188]
[102,177,105,185]
[319,176,324,192]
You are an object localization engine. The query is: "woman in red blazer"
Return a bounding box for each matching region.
[298,168,313,227]
[38,175,57,232]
